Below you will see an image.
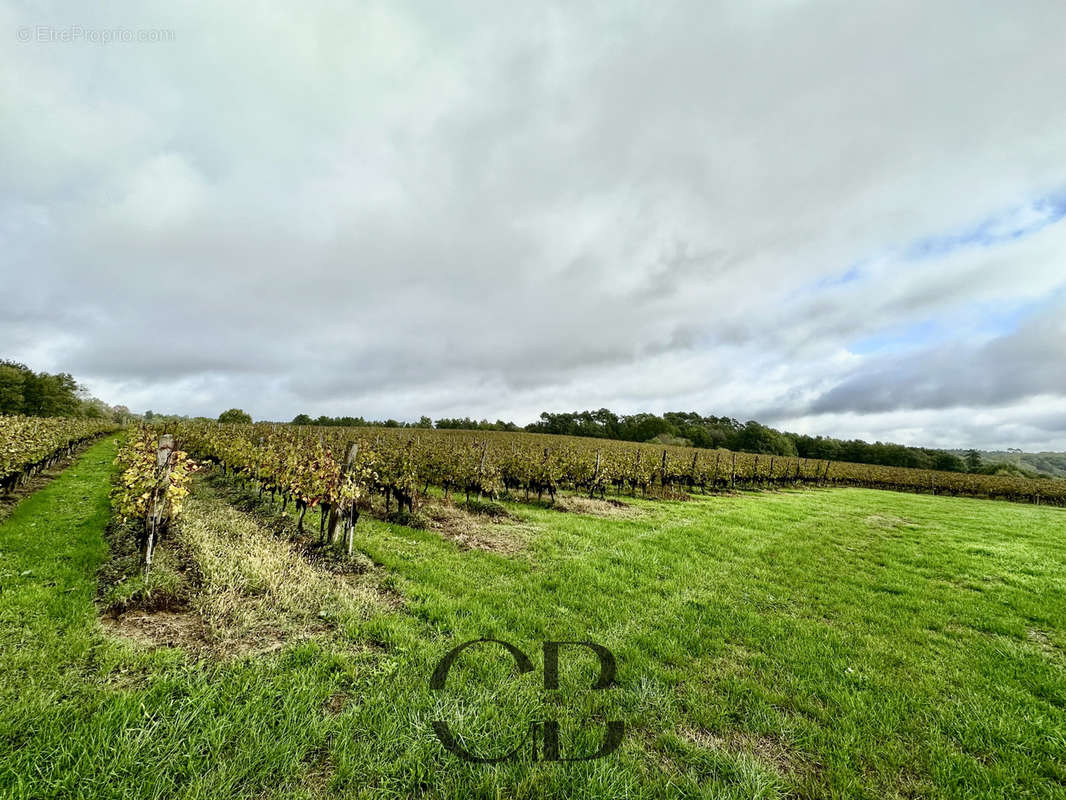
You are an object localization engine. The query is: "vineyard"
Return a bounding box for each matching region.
[145,422,1066,537]
[0,415,119,495]
[8,416,1062,575]
[4,421,1065,798]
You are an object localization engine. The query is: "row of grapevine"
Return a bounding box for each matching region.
[111,428,198,572]
[0,414,120,494]
[171,423,388,554]
[156,422,1066,543]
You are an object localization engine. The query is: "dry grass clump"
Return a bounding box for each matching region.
[419,500,532,554]
[677,725,811,776]
[553,494,645,519]
[100,610,212,654]
[178,493,388,649]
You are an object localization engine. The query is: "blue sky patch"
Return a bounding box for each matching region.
[903,188,1066,261]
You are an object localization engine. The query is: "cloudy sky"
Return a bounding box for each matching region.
[3,1,1065,449]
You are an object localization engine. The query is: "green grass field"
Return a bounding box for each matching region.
[1,437,1064,799]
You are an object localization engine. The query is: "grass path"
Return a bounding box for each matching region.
[1,440,1065,799]
[0,435,118,683]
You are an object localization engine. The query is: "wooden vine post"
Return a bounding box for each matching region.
[145,434,176,575]
[256,435,265,497]
[730,452,737,489]
[476,440,488,501]
[327,441,359,553]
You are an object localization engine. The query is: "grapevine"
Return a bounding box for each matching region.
[112,427,198,572]
[152,421,1066,522]
[0,415,119,494]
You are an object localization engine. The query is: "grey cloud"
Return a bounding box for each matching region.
[3,0,1066,448]
[808,296,1066,414]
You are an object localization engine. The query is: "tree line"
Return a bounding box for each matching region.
[286,412,522,431]
[526,409,983,472]
[0,360,128,421]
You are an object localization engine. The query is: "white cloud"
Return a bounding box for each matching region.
[2,0,1065,449]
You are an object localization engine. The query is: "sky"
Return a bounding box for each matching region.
[2,1,1065,450]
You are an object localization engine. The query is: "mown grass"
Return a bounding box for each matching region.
[177,489,389,650]
[0,438,1064,799]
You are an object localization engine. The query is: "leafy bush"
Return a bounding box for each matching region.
[646,433,692,447]
[218,408,252,425]
[386,509,428,529]
[460,498,510,518]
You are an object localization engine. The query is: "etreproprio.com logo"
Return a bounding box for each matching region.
[16,25,176,44]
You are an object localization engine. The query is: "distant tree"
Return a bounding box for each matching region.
[964,449,982,472]
[218,408,252,425]
[417,416,433,428]
[436,417,472,429]
[144,410,155,421]
[624,413,671,443]
[0,361,27,413]
[0,360,81,416]
[730,421,797,456]
[291,413,312,425]
[23,371,79,416]
[932,452,965,472]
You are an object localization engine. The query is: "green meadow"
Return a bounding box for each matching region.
[1,437,1064,799]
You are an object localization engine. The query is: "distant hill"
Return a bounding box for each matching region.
[949,450,1066,479]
